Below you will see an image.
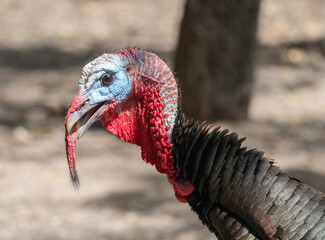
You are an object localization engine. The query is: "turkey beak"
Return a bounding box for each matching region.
[66,100,94,133]
[66,100,110,139]
[66,104,88,133]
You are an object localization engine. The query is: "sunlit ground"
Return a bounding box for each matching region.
[0,0,324,239]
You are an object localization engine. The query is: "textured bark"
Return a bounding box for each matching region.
[171,113,325,239]
[174,0,260,121]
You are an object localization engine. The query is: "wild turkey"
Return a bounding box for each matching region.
[65,48,325,240]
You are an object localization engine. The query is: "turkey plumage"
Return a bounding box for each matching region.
[65,48,325,239]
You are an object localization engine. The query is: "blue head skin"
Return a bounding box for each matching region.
[66,53,134,138]
[86,70,132,105]
[80,54,133,105]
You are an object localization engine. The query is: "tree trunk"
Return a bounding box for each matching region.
[174,0,260,121]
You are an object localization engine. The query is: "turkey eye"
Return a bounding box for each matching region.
[100,74,113,86]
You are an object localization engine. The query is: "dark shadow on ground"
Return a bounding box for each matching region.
[267,120,325,152]
[0,102,66,127]
[0,47,101,70]
[257,38,325,69]
[84,174,170,213]
[0,38,323,70]
[85,190,168,213]
[283,38,325,55]
[0,46,174,70]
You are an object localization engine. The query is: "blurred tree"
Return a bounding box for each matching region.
[175,0,261,121]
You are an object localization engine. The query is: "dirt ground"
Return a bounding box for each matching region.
[0,0,325,240]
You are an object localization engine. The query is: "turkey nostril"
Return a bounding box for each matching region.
[76,99,89,112]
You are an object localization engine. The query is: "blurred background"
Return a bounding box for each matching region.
[0,0,324,239]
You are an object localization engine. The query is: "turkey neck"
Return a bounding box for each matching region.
[171,112,325,240]
[115,51,197,202]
